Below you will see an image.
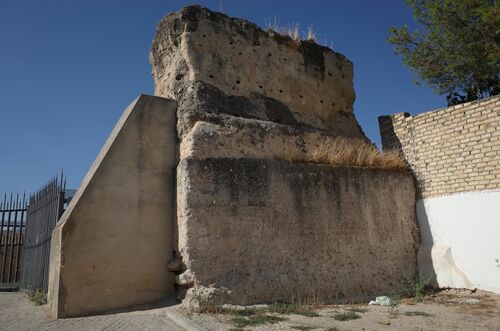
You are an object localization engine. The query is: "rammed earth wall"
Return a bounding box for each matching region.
[177,158,418,305]
[150,5,366,138]
[151,5,420,307]
[48,5,421,317]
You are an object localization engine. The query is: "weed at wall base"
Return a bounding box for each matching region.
[28,289,47,305]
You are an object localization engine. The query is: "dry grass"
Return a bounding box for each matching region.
[306,25,316,42]
[332,311,361,321]
[288,23,300,42]
[310,138,407,171]
[276,137,408,171]
[199,302,319,317]
[265,18,316,44]
[267,301,321,317]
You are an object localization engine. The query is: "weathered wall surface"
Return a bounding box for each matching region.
[380,96,500,293]
[147,5,421,307]
[179,114,371,162]
[151,5,365,138]
[177,158,418,305]
[48,96,177,318]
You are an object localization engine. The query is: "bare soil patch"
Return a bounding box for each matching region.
[186,289,500,330]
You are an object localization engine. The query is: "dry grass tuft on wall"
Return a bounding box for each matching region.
[276,137,408,171]
[311,138,408,171]
[306,25,317,42]
[265,18,316,44]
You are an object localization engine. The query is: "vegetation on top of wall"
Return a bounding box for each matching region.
[265,17,320,44]
[273,137,408,171]
[308,137,408,171]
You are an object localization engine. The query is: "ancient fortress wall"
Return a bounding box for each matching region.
[177,159,417,306]
[379,96,500,293]
[153,6,418,307]
[150,5,365,138]
[48,6,420,318]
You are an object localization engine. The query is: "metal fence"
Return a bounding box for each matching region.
[0,194,28,287]
[21,174,67,292]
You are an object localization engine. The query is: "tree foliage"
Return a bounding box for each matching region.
[387,0,500,105]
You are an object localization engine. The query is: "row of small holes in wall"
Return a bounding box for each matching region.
[199,34,346,78]
[206,74,341,108]
[197,35,347,109]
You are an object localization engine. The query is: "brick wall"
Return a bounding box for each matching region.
[379,95,499,198]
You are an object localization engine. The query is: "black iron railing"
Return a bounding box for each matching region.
[21,174,67,292]
[0,193,27,287]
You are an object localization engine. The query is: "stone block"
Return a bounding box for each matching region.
[176,158,418,306]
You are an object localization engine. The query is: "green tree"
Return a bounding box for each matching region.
[387,0,500,105]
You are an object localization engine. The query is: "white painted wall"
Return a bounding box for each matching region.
[417,189,500,293]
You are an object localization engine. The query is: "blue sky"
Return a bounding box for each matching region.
[0,0,445,193]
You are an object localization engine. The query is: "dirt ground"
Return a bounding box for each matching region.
[186,289,500,331]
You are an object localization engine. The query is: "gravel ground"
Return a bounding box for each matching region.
[187,289,500,331]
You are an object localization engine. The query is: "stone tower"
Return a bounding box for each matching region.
[150,5,418,307]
